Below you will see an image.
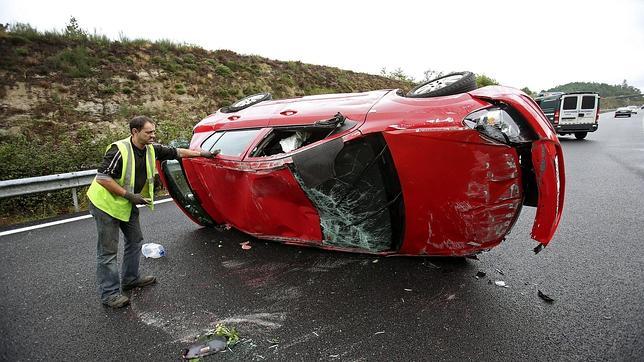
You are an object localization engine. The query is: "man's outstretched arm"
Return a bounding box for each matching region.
[176,148,221,158]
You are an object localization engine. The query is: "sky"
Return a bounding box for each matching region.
[1,0,643,93]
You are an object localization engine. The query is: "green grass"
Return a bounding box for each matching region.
[47,46,97,78]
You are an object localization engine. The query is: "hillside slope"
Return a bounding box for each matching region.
[546,81,642,109]
[0,26,410,181]
[0,29,410,143]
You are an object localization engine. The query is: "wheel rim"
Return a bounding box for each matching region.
[412,74,464,95]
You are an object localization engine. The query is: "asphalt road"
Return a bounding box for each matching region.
[1,112,643,361]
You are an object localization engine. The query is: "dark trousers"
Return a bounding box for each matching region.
[89,201,143,302]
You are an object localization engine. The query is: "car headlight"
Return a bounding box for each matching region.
[464,107,534,144]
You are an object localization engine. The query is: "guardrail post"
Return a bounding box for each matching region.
[72,188,79,212]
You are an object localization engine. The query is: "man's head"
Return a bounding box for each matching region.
[129,116,156,146]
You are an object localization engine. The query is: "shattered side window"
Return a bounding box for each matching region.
[291,134,404,252]
[250,118,358,157]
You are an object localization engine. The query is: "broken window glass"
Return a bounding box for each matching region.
[250,116,358,157]
[291,134,404,252]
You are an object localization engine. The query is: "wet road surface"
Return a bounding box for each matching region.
[1,112,643,360]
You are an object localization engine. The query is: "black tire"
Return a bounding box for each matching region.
[221,92,272,113]
[574,132,587,140]
[406,71,477,98]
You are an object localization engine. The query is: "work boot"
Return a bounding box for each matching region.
[122,275,157,291]
[103,294,130,308]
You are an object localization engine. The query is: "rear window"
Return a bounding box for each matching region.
[562,96,578,110]
[201,129,262,157]
[581,96,596,109]
[538,99,559,112]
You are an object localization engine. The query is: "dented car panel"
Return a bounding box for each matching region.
[383,130,522,256]
[530,140,565,244]
[160,86,565,256]
[183,157,323,242]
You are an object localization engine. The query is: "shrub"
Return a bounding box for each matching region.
[155,39,177,53]
[175,83,187,95]
[47,46,97,78]
[476,74,499,87]
[9,23,41,40]
[214,64,232,77]
[15,47,29,56]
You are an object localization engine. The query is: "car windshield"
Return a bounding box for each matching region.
[202,129,262,157]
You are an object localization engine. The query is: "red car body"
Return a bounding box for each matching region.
[159,86,565,256]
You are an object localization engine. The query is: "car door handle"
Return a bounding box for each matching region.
[280,110,297,116]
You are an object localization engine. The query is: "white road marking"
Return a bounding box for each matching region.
[0,198,174,237]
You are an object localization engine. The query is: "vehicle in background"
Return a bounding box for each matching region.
[615,107,632,117]
[534,92,600,140]
[159,72,565,257]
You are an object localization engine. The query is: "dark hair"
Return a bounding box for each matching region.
[129,116,154,133]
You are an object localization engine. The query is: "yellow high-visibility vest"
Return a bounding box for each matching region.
[87,137,156,221]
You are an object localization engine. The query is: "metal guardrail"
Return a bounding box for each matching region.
[0,170,97,212]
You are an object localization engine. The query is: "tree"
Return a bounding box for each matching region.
[521,87,535,97]
[380,67,415,83]
[421,69,444,82]
[476,74,498,87]
[64,16,86,39]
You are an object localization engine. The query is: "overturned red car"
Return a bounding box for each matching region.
[159,72,565,256]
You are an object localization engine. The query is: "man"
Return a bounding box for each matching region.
[87,116,219,308]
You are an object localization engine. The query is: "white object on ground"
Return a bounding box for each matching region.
[141,243,166,258]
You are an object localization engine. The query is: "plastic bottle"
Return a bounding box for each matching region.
[141,243,166,258]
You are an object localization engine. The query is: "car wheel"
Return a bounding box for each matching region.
[406,71,477,98]
[574,132,587,140]
[221,92,272,113]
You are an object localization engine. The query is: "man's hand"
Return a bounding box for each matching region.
[124,191,150,205]
[200,149,221,158]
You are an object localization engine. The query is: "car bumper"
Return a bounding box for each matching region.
[555,123,598,133]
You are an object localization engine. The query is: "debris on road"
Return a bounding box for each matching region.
[181,336,227,359]
[374,331,385,335]
[267,338,279,348]
[475,271,486,279]
[494,280,509,288]
[494,268,504,275]
[141,243,166,258]
[240,241,252,250]
[181,323,240,359]
[533,244,544,254]
[214,323,240,346]
[422,260,440,269]
[537,290,555,303]
[404,288,413,292]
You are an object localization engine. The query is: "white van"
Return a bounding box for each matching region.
[535,92,600,139]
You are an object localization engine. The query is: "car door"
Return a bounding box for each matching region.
[578,94,598,124]
[244,122,403,252]
[559,95,580,125]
